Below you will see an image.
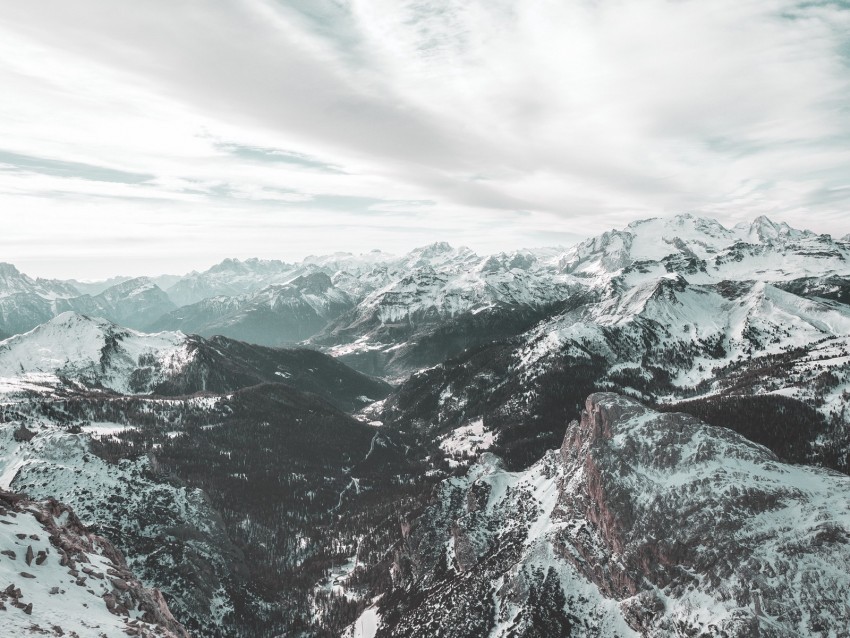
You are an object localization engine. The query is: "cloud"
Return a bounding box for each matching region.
[0,0,849,277]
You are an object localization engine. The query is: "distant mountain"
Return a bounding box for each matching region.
[561,213,849,281]
[65,276,177,330]
[0,268,175,336]
[67,273,183,297]
[370,393,850,637]
[0,262,80,336]
[164,257,297,306]
[0,262,79,299]
[150,272,353,346]
[312,243,579,380]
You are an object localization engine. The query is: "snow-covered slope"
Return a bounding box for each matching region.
[0,419,249,636]
[0,489,188,637]
[376,394,850,637]
[0,312,192,395]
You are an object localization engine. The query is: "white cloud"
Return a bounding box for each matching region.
[0,0,849,277]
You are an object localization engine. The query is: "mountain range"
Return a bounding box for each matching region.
[0,213,849,636]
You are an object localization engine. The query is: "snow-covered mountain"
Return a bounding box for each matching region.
[66,276,177,330]
[151,271,353,346]
[312,243,580,380]
[2,213,850,636]
[369,393,850,637]
[0,312,192,395]
[561,213,850,283]
[378,214,850,471]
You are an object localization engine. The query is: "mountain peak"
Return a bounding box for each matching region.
[414,241,454,256]
[0,262,23,276]
[743,214,801,243]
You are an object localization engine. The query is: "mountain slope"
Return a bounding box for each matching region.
[379,214,850,469]
[371,393,850,637]
[0,312,192,395]
[0,490,188,638]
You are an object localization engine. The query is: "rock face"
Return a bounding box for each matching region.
[0,490,188,637]
[558,393,850,635]
[370,393,850,637]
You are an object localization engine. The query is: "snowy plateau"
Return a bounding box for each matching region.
[0,214,849,636]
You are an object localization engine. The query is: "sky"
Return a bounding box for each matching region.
[1,0,849,280]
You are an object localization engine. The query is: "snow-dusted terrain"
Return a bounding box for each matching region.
[0,490,187,637]
[0,312,193,395]
[377,394,850,637]
[0,419,247,635]
[1,213,850,636]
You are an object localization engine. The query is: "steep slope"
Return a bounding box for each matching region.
[0,419,250,637]
[0,490,188,638]
[371,394,850,637]
[150,272,353,346]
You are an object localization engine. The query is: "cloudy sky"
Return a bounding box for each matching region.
[1,0,849,279]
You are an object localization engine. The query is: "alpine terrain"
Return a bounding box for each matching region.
[1,214,849,636]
